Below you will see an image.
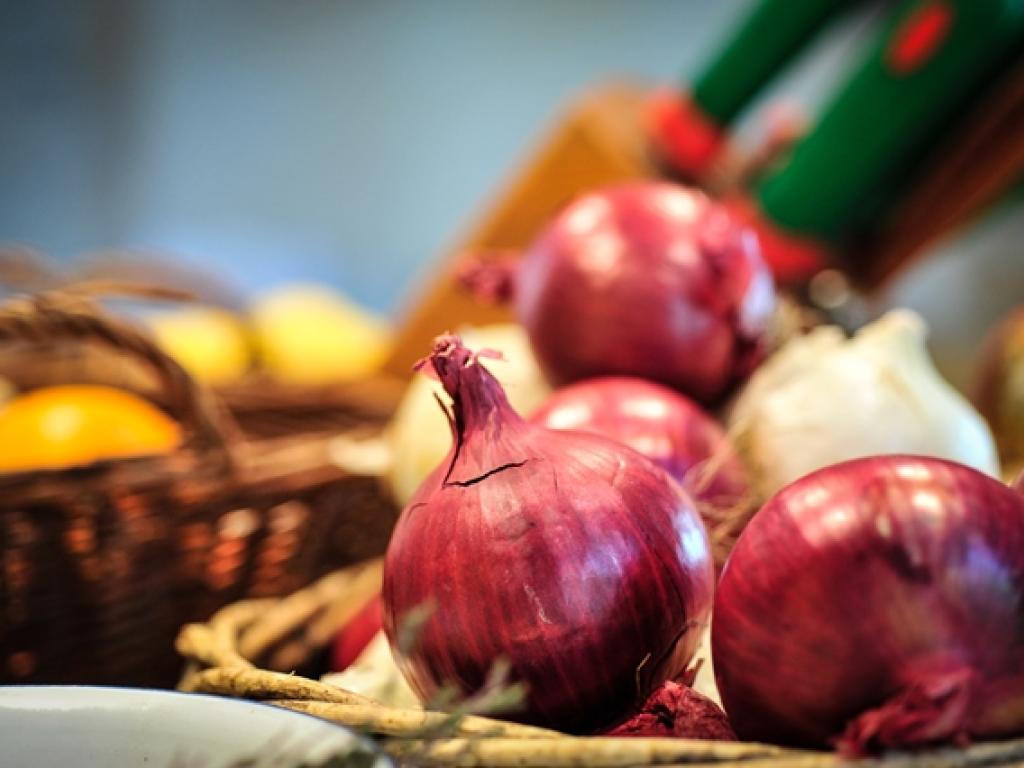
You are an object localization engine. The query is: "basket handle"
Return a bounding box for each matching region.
[0,291,236,458]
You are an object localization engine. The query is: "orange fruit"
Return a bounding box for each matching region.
[0,385,182,471]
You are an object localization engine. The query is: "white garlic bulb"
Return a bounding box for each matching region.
[729,310,1000,498]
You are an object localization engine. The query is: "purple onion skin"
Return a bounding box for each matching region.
[513,181,775,405]
[383,337,714,734]
[530,376,749,510]
[713,455,1024,754]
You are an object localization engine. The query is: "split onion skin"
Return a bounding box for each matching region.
[713,455,1024,754]
[383,336,714,734]
[530,376,749,512]
[513,181,775,404]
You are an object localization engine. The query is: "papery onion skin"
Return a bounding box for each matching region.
[513,182,775,404]
[383,336,715,734]
[603,679,736,740]
[713,455,1024,754]
[530,376,749,512]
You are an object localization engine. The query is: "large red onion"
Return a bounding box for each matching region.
[382,335,714,734]
[510,182,775,404]
[712,455,1024,754]
[529,375,749,521]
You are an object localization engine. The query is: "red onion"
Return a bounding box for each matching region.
[712,455,1024,755]
[382,335,715,734]
[499,182,774,404]
[331,595,383,671]
[530,376,749,512]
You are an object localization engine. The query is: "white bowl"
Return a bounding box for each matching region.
[0,686,390,768]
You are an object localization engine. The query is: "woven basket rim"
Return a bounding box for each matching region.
[175,560,1024,768]
[0,289,236,450]
[0,432,376,515]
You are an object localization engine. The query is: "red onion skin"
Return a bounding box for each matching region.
[712,456,1024,754]
[383,336,714,734]
[513,182,775,404]
[603,679,736,740]
[530,376,749,511]
[330,595,383,671]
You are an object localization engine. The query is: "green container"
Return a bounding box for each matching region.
[691,0,853,128]
[756,0,1024,244]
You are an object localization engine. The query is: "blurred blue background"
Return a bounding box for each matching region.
[0,0,877,310]
[1,0,1020,376]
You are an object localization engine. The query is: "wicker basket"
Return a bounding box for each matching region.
[0,291,398,687]
[177,559,1024,768]
[0,250,406,442]
[214,374,405,441]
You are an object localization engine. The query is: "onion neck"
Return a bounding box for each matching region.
[457,255,518,305]
[425,334,528,445]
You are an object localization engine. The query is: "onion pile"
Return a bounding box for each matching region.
[468,181,775,404]
[530,376,749,563]
[713,455,1024,755]
[375,180,1024,755]
[382,335,714,734]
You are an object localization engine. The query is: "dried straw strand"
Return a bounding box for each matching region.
[382,735,802,767]
[274,699,559,740]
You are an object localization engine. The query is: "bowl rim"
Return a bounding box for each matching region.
[0,684,384,758]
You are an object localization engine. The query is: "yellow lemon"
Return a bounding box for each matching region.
[251,284,393,385]
[145,306,251,384]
